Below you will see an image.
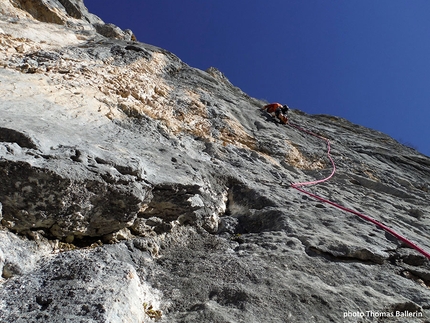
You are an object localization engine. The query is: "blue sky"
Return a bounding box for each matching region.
[85,1,430,157]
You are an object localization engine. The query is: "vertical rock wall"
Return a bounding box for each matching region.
[0,1,429,322]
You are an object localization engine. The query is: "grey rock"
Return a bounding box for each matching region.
[9,0,66,25]
[0,231,51,281]
[0,153,151,239]
[7,0,132,39]
[94,23,135,41]
[0,1,429,322]
[0,245,160,323]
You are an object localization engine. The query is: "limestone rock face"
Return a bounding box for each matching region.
[0,1,429,322]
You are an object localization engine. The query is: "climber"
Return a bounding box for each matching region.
[262,103,289,124]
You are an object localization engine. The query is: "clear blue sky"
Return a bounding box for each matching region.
[85,0,430,157]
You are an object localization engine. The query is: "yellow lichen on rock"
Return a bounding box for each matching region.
[285,140,325,170]
[0,27,259,153]
[219,118,256,150]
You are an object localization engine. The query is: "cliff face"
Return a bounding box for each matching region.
[0,1,429,322]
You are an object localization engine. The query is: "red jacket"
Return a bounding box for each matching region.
[263,103,282,114]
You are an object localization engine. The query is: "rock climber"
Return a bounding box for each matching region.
[262,103,289,124]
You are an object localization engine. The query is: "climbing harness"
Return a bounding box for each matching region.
[287,121,430,260]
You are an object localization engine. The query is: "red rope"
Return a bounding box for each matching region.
[288,121,430,260]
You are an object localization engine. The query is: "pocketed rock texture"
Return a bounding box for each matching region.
[0,1,430,322]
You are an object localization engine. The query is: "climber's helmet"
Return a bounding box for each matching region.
[281,105,289,114]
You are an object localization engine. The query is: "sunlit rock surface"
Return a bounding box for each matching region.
[0,1,429,322]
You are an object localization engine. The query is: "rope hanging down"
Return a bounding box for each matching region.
[287,121,430,260]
